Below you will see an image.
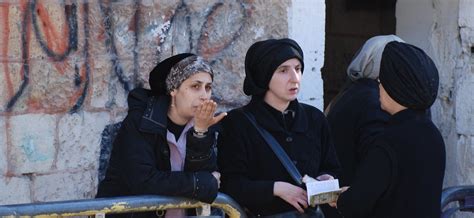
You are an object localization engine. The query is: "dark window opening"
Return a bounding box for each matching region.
[322,0,397,109]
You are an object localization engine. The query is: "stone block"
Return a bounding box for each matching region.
[57,112,110,171]
[32,170,97,202]
[0,3,23,62]
[90,60,129,110]
[9,114,56,174]
[456,74,474,135]
[0,176,31,205]
[0,117,6,175]
[0,63,29,113]
[457,135,474,184]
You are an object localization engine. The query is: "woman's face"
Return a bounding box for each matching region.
[170,72,213,120]
[265,58,302,106]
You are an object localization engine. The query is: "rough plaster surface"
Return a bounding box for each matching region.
[456,74,474,135]
[397,3,474,216]
[0,0,326,204]
[32,170,97,202]
[9,114,57,175]
[0,117,6,175]
[0,176,31,205]
[57,112,110,171]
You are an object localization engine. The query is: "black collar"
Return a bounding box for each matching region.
[388,108,428,125]
[244,97,308,133]
[139,95,169,136]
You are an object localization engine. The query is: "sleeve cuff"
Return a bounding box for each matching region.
[192,171,219,203]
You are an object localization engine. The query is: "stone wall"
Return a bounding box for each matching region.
[397,1,474,215]
[0,0,325,204]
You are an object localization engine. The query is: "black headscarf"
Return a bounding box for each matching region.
[379,41,439,110]
[149,53,195,96]
[243,38,304,96]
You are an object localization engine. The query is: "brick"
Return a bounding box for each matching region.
[32,170,97,202]
[57,112,110,171]
[9,114,56,174]
[0,176,31,205]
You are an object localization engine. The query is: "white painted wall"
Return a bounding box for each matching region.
[289,0,325,110]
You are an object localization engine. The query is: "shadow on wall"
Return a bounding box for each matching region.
[98,122,122,182]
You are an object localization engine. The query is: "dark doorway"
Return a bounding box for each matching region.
[322,0,396,108]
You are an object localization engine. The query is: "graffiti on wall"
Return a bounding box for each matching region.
[0,0,251,114]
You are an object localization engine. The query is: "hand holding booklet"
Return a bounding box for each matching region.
[303,175,342,206]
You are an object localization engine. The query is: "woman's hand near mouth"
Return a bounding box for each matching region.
[194,100,227,132]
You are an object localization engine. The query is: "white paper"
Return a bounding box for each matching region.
[306,179,340,204]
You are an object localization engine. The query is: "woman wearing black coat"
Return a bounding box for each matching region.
[218,38,341,217]
[96,53,226,217]
[326,35,403,187]
[331,42,446,218]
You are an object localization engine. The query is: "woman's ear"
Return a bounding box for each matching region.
[170,89,177,97]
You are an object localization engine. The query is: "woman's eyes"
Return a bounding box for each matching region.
[191,84,212,91]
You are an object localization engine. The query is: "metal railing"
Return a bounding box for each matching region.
[441,185,474,218]
[0,193,246,217]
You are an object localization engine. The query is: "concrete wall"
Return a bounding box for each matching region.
[397,0,474,203]
[0,0,325,204]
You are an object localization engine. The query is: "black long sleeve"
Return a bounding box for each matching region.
[337,147,392,218]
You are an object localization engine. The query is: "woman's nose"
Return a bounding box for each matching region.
[290,69,301,82]
[200,89,210,100]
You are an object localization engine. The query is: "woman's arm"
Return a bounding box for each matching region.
[184,129,218,171]
[336,146,393,218]
[113,114,218,203]
[217,113,278,209]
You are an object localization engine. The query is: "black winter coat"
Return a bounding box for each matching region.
[337,109,446,218]
[96,88,218,217]
[218,98,341,216]
[326,79,389,186]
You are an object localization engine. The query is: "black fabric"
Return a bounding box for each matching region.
[379,41,439,110]
[243,38,304,96]
[149,53,195,96]
[167,117,185,140]
[218,98,341,216]
[337,109,446,218]
[242,110,303,186]
[96,88,219,218]
[326,78,390,186]
[264,101,297,131]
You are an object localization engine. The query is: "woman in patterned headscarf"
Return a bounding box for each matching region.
[96,53,226,218]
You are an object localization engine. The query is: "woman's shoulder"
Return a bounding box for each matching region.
[298,102,326,120]
[222,106,247,123]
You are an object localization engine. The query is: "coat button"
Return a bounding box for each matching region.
[286,136,293,142]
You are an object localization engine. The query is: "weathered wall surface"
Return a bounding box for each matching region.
[397,2,474,216]
[0,0,325,204]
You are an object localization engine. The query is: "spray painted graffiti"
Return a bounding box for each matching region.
[1,0,250,114]
[0,0,292,203]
